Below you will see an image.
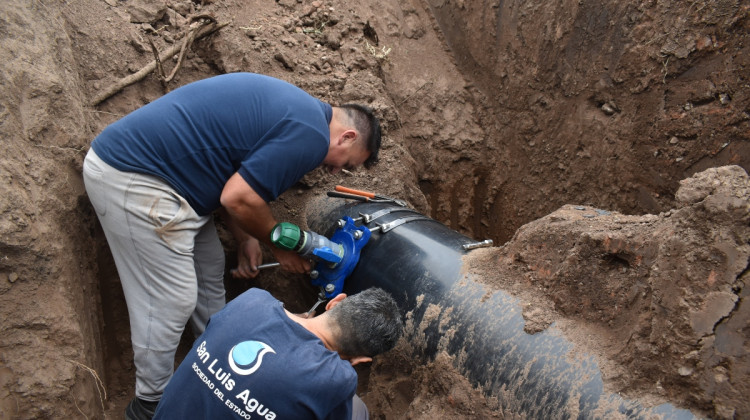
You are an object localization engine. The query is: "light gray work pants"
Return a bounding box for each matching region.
[352,394,369,420]
[83,149,226,401]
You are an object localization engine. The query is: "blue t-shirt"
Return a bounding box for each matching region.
[153,288,357,419]
[91,73,332,215]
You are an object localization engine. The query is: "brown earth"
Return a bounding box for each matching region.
[0,0,748,419]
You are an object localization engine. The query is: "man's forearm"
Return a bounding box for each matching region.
[220,173,278,246]
[218,207,252,243]
[223,203,276,246]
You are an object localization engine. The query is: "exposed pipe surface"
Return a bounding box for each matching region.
[307,198,698,419]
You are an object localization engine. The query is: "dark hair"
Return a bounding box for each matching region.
[327,288,402,357]
[339,104,381,169]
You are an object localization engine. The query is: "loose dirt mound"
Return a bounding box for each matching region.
[0,0,747,419]
[470,166,749,417]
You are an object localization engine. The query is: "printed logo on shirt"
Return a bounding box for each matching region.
[193,340,278,419]
[228,340,276,375]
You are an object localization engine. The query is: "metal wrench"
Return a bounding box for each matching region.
[305,290,328,318]
[327,191,397,204]
[230,262,280,276]
[333,186,408,207]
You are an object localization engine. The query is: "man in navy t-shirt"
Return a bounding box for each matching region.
[153,287,402,420]
[81,73,382,420]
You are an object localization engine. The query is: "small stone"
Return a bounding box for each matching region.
[274,52,295,70]
[8,273,18,283]
[678,366,693,376]
[244,28,258,39]
[601,103,616,115]
[127,0,167,24]
[669,136,679,144]
[695,36,713,51]
[719,93,731,105]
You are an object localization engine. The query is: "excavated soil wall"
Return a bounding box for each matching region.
[418,0,750,243]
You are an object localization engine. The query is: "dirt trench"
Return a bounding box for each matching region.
[0,0,748,419]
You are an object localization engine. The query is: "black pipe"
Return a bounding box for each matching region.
[307,199,698,419]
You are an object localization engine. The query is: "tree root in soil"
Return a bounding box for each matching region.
[89,16,228,106]
[69,359,107,414]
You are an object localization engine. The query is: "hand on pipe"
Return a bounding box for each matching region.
[272,248,313,274]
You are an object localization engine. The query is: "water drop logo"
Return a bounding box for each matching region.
[228,340,276,375]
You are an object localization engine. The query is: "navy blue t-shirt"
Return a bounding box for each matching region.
[91,73,332,215]
[153,288,357,419]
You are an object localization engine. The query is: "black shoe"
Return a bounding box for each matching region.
[125,397,159,420]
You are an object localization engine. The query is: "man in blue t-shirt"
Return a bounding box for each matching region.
[81,73,382,420]
[153,287,402,420]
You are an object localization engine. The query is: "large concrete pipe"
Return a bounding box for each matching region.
[307,199,697,419]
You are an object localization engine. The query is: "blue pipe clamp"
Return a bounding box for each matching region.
[311,216,371,298]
